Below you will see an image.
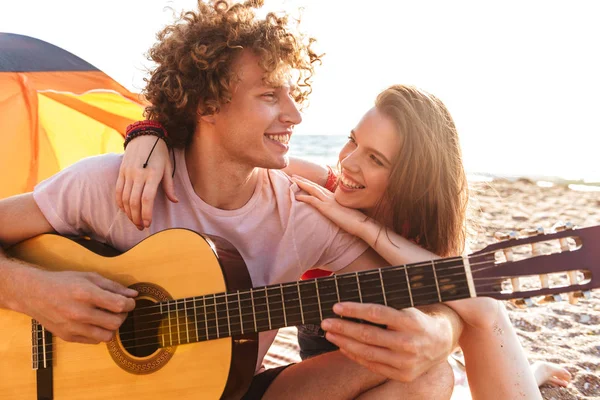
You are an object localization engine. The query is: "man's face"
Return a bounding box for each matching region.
[210,51,302,170]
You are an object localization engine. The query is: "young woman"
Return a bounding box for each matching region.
[116,84,571,398]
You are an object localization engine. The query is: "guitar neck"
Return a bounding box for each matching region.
[155,257,472,345]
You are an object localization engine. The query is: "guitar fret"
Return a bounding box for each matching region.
[315,280,323,321]
[238,291,244,335]
[281,284,302,326]
[159,303,165,347]
[213,294,219,338]
[176,300,182,345]
[280,284,288,327]
[297,284,305,324]
[265,287,272,330]
[167,301,173,346]
[251,289,257,332]
[225,293,231,337]
[337,274,361,303]
[193,297,199,342]
[203,296,209,341]
[183,298,190,343]
[379,269,388,306]
[299,280,320,324]
[404,267,414,307]
[435,257,472,302]
[315,277,339,320]
[431,260,442,302]
[355,272,363,303]
[334,276,341,303]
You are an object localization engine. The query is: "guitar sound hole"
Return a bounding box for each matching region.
[119,299,160,357]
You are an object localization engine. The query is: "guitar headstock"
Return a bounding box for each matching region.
[469,222,599,306]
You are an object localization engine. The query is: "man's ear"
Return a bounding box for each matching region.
[200,113,216,124]
[197,105,217,124]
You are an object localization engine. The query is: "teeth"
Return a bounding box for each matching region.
[267,134,290,144]
[340,175,365,189]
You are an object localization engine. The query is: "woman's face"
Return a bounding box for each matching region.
[334,107,402,215]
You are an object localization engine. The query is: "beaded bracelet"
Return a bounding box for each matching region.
[123,120,176,176]
[123,128,170,149]
[123,120,169,150]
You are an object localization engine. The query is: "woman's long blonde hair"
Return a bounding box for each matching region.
[372,85,468,257]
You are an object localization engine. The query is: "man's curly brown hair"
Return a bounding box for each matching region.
[143,0,322,148]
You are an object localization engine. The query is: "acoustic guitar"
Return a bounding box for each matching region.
[2,224,598,399]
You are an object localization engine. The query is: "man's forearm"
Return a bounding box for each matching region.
[0,247,33,312]
[418,303,464,355]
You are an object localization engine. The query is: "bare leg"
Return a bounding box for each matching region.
[531,361,572,387]
[262,350,453,400]
[449,301,542,400]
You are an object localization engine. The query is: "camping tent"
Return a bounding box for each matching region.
[0,33,146,199]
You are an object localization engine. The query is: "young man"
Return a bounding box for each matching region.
[0,2,460,398]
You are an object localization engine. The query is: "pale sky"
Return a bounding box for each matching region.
[1,0,599,181]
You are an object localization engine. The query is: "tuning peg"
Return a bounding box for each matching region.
[573,290,592,301]
[552,221,574,233]
[519,227,545,255]
[494,231,521,293]
[512,297,535,308]
[537,293,564,304]
[554,222,581,304]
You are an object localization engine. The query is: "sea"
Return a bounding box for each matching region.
[288,135,600,192]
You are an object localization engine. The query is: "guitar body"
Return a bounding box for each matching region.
[2,229,258,399]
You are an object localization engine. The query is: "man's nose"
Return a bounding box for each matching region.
[280,96,302,126]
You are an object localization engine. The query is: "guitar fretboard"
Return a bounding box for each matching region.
[144,257,471,347]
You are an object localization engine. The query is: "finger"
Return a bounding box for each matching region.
[82,324,116,343]
[128,180,146,229]
[60,323,113,344]
[121,179,134,224]
[141,176,161,228]
[546,377,570,387]
[92,275,138,298]
[82,308,128,332]
[115,173,125,211]
[325,331,400,368]
[337,347,413,382]
[89,277,137,312]
[163,163,179,204]
[295,194,321,207]
[292,176,329,200]
[332,302,423,331]
[321,318,400,350]
[70,335,102,345]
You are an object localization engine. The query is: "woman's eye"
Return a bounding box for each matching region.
[346,135,356,144]
[370,154,384,166]
[262,93,276,100]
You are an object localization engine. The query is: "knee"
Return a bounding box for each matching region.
[399,360,454,400]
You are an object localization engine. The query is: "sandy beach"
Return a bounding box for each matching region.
[465,178,600,400]
[265,178,600,399]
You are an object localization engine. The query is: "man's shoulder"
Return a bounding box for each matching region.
[69,153,123,175]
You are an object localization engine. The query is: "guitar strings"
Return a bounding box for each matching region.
[25,275,579,360]
[82,246,556,325]
[28,269,573,354]
[24,248,579,356]
[29,266,560,353]
[29,253,572,349]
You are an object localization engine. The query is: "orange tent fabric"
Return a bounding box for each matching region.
[0,33,146,199]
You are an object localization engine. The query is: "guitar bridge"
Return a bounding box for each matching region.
[31,319,54,399]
